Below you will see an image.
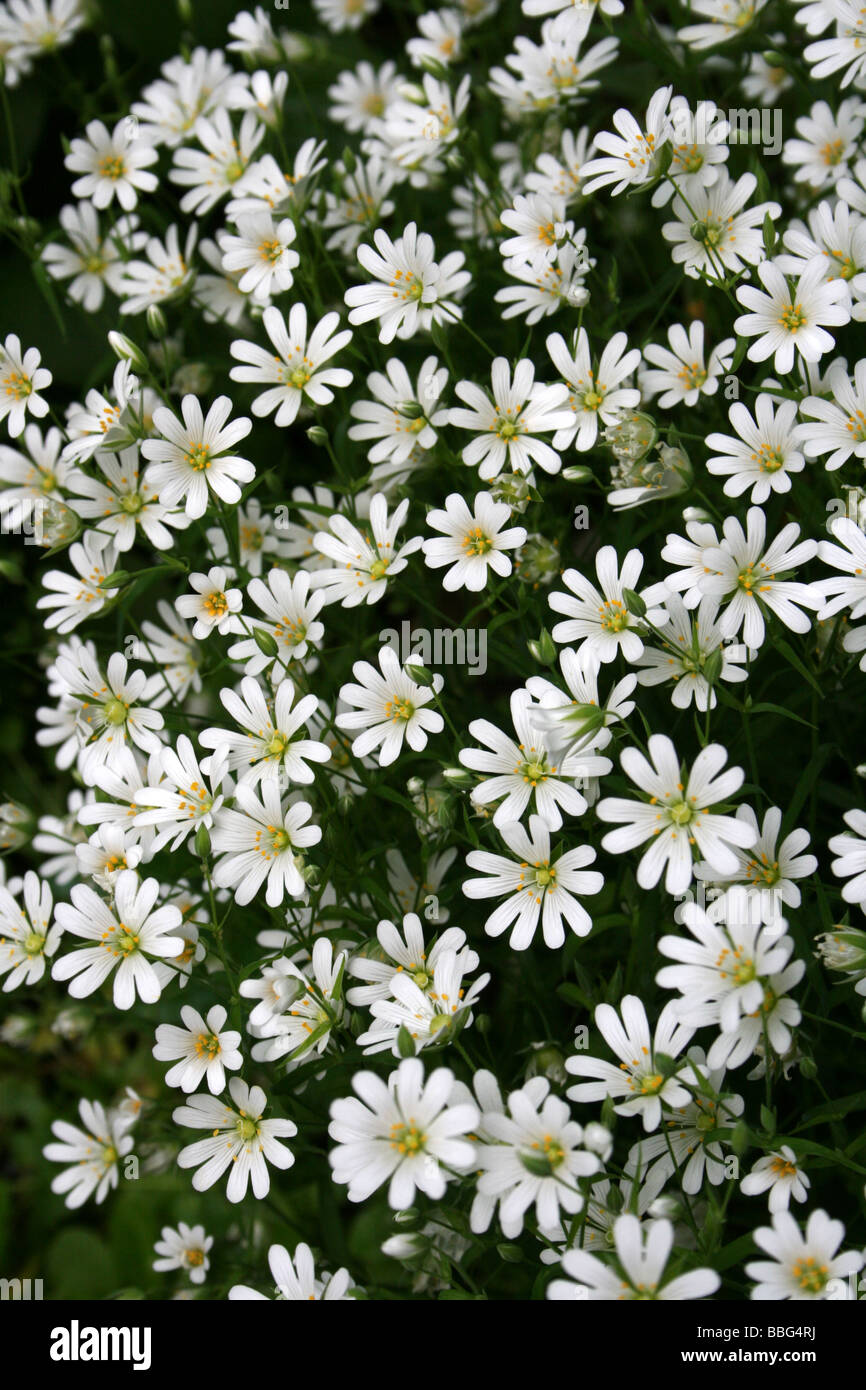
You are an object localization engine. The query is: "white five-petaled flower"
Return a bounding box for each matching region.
[43,1098,134,1209]
[311,492,423,607]
[153,1004,243,1095]
[829,808,866,906]
[336,644,444,767]
[580,85,673,196]
[328,1057,479,1208]
[64,118,158,211]
[548,545,668,663]
[0,333,52,437]
[175,566,243,640]
[734,259,851,374]
[698,506,820,649]
[0,870,61,991]
[476,1084,600,1238]
[796,358,866,473]
[153,1222,214,1284]
[463,812,604,950]
[174,1077,296,1203]
[706,395,805,505]
[546,328,641,452]
[228,568,325,680]
[211,781,321,907]
[230,304,353,426]
[52,871,184,1010]
[133,734,228,853]
[142,394,255,520]
[345,221,470,344]
[548,1214,720,1301]
[450,357,572,482]
[422,491,526,592]
[199,675,331,789]
[565,995,694,1132]
[745,1209,863,1300]
[741,1147,810,1213]
[639,320,734,409]
[694,805,817,919]
[597,735,755,896]
[459,687,607,830]
[218,212,300,302]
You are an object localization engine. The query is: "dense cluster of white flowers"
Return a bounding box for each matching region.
[1,0,866,1305]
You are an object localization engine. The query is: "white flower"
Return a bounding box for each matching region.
[498,191,570,265]
[153,1004,243,1095]
[65,118,158,211]
[776,200,866,320]
[153,1223,213,1284]
[632,593,749,712]
[230,304,353,426]
[348,355,449,471]
[656,886,805,1070]
[169,109,264,214]
[746,1209,863,1299]
[218,212,299,302]
[565,995,694,1131]
[495,239,592,324]
[548,1214,720,1300]
[706,395,804,504]
[546,328,641,451]
[75,823,143,891]
[175,567,243,640]
[199,675,330,790]
[741,1147,810,1213]
[526,646,636,758]
[597,735,755,896]
[0,871,61,991]
[639,321,734,408]
[677,0,770,50]
[0,333,51,437]
[694,806,817,917]
[797,358,866,472]
[49,648,164,784]
[347,910,477,1008]
[328,1057,478,1207]
[734,259,850,374]
[229,1241,356,1300]
[43,1098,134,1209]
[227,569,325,679]
[311,493,423,608]
[476,1085,600,1237]
[344,222,470,344]
[662,170,780,280]
[314,0,380,31]
[449,357,572,481]
[359,947,489,1057]
[66,444,191,551]
[459,688,607,830]
[52,871,184,1010]
[625,1052,744,1197]
[548,545,667,663]
[336,645,444,767]
[174,1076,296,1202]
[133,735,228,853]
[211,782,321,906]
[422,491,526,592]
[141,394,254,520]
[327,60,403,133]
[118,223,198,315]
[580,85,672,196]
[829,808,866,905]
[782,99,863,188]
[804,1,866,88]
[248,937,347,1066]
[463,813,603,949]
[698,506,820,649]
[42,204,146,312]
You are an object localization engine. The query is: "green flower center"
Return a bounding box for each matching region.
[779,302,806,332]
[462,527,492,556]
[185,442,212,471]
[521,1134,566,1174]
[600,600,630,633]
[271,829,291,851]
[103,697,129,727]
[369,558,389,581]
[288,365,312,389]
[24,931,46,956]
[386,696,414,722]
[668,800,694,827]
[98,155,126,182]
[793,1258,828,1294]
[390,1120,426,1154]
[266,731,289,758]
[237,1116,259,1143]
[119,491,145,514]
[195,1032,221,1057]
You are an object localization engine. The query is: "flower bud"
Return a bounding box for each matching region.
[108,331,148,372]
